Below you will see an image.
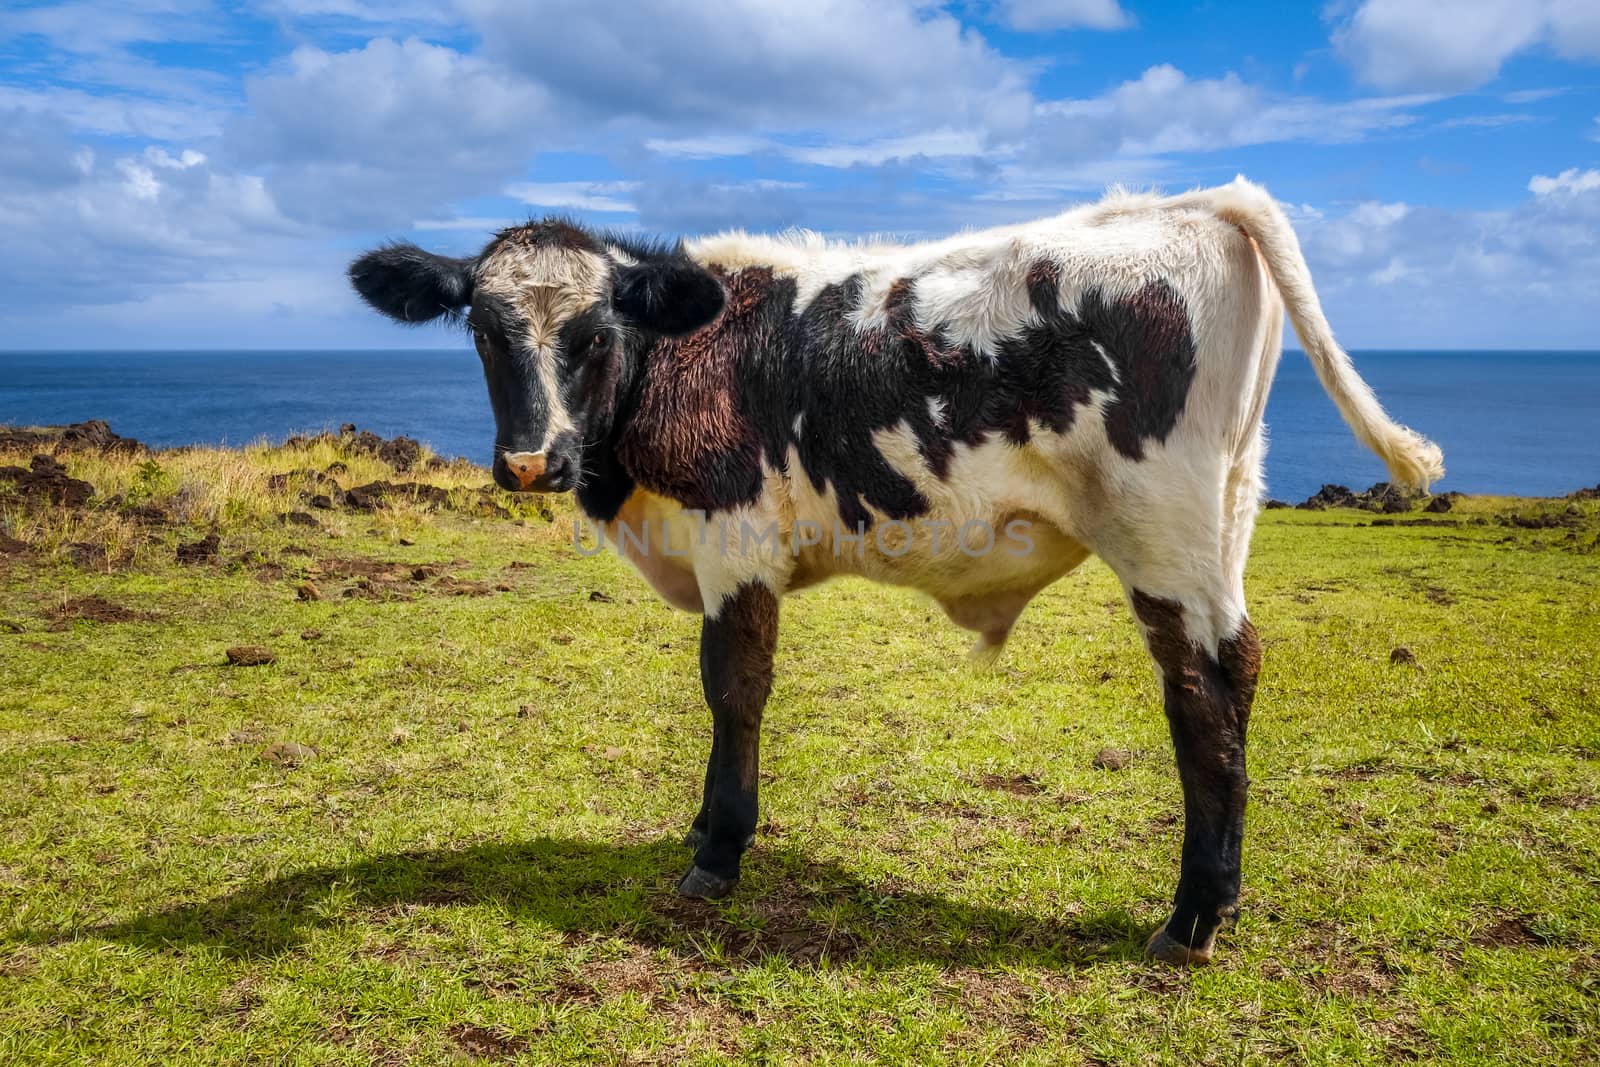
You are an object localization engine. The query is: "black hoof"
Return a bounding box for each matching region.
[678,865,737,900]
[682,827,707,850]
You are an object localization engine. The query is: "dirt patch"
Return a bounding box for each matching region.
[435,577,498,597]
[0,534,31,557]
[261,741,316,767]
[279,511,319,528]
[1472,913,1555,948]
[0,420,144,455]
[226,645,276,666]
[310,556,408,580]
[176,532,220,565]
[0,454,96,508]
[1389,647,1418,666]
[49,596,149,629]
[342,480,453,511]
[978,773,1044,795]
[1092,747,1133,771]
[447,1024,528,1059]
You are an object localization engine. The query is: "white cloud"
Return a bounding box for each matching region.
[787,129,987,167]
[1332,0,1600,92]
[1528,167,1600,195]
[642,134,776,159]
[504,181,639,213]
[458,0,1032,134]
[996,0,1132,32]
[230,37,552,228]
[1025,65,1434,165]
[1285,178,1600,346]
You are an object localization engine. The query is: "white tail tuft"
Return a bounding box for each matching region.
[1182,177,1445,491]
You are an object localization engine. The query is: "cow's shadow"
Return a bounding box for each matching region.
[59,835,1150,970]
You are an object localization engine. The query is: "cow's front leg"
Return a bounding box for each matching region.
[678,581,778,899]
[1131,591,1261,965]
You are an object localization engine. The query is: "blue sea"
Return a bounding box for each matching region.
[2,349,1596,501]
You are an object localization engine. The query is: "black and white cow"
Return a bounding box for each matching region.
[350,178,1443,965]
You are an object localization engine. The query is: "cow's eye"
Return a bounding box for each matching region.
[590,331,607,351]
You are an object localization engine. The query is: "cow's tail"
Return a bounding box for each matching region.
[1186,177,1444,491]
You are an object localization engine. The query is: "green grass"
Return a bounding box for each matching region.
[2,447,1598,1064]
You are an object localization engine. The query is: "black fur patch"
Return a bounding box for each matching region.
[607,264,1198,525]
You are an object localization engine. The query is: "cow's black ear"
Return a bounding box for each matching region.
[613,257,725,337]
[349,243,474,324]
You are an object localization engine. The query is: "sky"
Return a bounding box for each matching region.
[1,0,1599,350]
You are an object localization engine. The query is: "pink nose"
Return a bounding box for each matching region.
[504,451,547,490]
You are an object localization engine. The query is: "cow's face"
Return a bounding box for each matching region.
[349,221,724,493]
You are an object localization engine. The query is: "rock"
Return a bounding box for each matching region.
[281,511,319,527]
[295,581,322,602]
[1425,492,1463,513]
[0,420,144,455]
[1389,647,1418,666]
[0,534,30,557]
[1297,484,1359,510]
[1092,747,1132,771]
[1263,499,1290,510]
[226,645,276,666]
[588,590,614,603]
[0,454,96,508]
[175,532,220,565]
[309,494,336,510]
[261,741,315,767]
[300,629,323,641]
[1567,484,1600,502]
[1297,481,1422,513]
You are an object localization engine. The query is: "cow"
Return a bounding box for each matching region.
[349,178,1443,965]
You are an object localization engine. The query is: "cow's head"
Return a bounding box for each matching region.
[348,220,724,493]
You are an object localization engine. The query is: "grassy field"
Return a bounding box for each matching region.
[2,434,1597,1065]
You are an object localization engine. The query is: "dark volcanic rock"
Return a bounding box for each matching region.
[1568,484,1600,502]
[0,455,96,508]
[338,425,425,473]
[1297,481,1423,513]
[1297,484,1359,510]
[0,420,144,455]
[1425,492,1463,513]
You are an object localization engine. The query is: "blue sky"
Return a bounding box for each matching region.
[2,0,1599,349]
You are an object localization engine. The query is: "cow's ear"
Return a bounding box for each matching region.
[349,243,474,323]
[613,256,725,337]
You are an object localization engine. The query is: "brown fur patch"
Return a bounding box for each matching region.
[619,267,771,509]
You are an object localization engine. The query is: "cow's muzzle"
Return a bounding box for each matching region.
[496,450,574,493]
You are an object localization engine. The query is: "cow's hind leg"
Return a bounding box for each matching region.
[1095,504,1260,965]
[1129,587,1260,965]
[678,581,778,899]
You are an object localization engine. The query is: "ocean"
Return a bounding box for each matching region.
[2,349,1596,502]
